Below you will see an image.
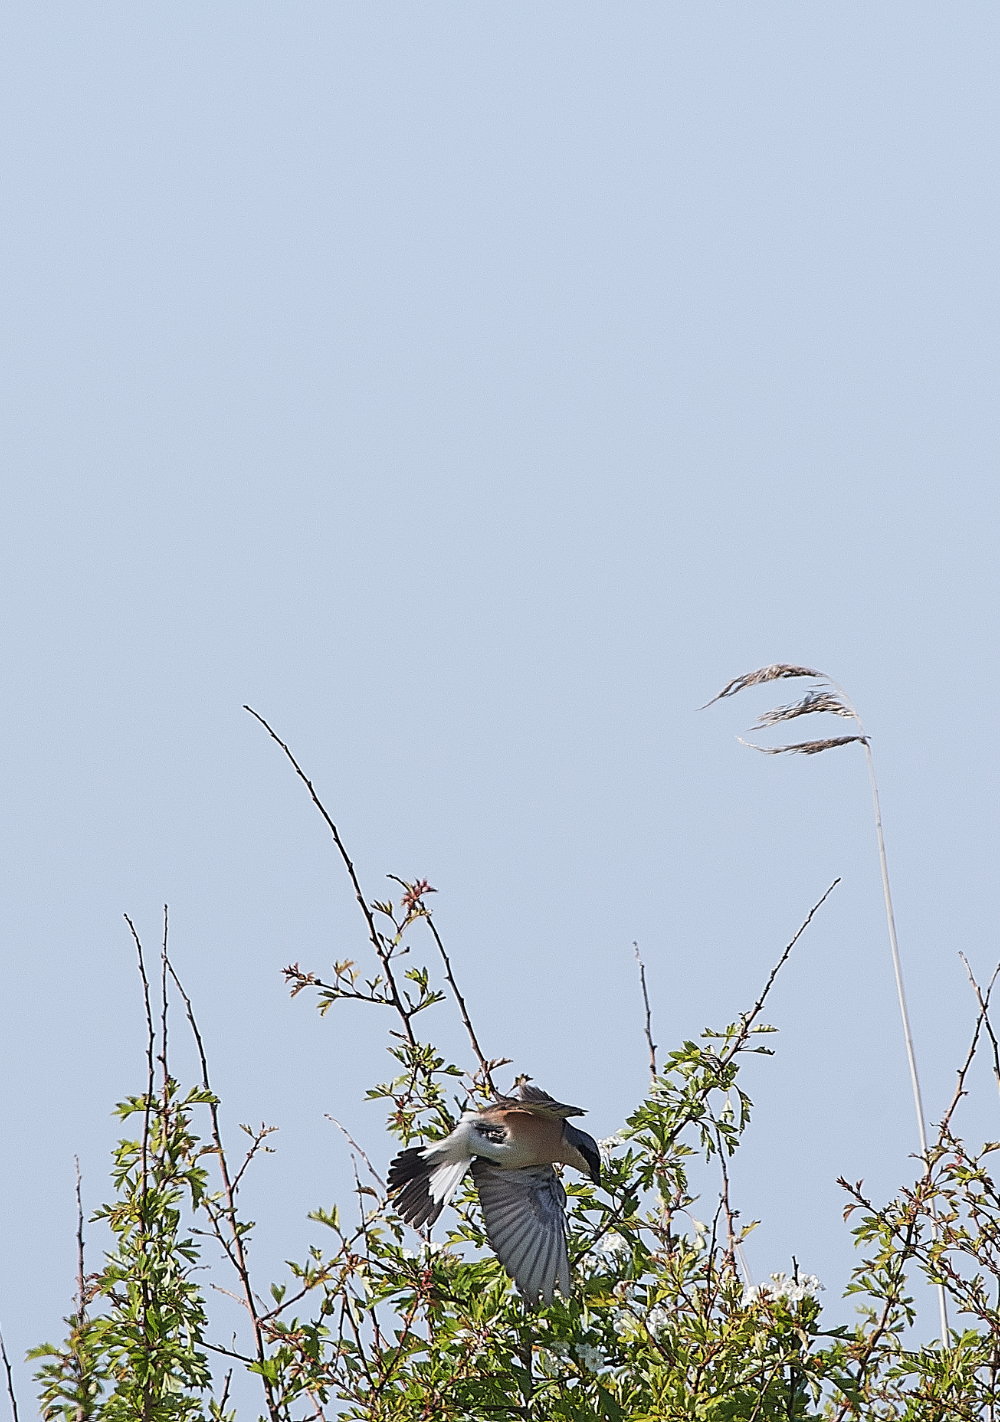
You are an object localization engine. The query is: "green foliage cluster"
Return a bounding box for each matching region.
[20,758,1000,1420]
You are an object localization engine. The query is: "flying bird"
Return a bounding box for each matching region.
[387,1082,601,1306]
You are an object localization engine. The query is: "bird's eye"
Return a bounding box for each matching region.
[475,1124,506,1143]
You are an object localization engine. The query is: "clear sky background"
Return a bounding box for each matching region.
[1,1,998,1409]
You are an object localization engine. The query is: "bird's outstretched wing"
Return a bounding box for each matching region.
[491,1083,586,1118]
[471,1159,570,1306]
[387,1147,469,1229]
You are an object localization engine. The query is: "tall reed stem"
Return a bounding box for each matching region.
[819,679,948,1343]
[708,664,949,1341]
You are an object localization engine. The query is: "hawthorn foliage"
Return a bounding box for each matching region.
[25,751,1000,1420]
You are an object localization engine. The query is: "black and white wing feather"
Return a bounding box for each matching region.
[387,1148,469,1230]
[471,1160,570,1306]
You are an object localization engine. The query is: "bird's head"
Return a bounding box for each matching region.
[562,1121,601,1187]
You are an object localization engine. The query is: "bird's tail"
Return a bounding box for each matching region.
[387,1147,469,1230]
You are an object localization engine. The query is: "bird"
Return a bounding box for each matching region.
[387,1081,601,1306]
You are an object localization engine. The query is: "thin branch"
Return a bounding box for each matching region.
[729,879,841,1054]
[74,1156,86,1317]
[160,905,170,1096]
[203,1340,255,1366]
[124,916,155,1192]
[123,915,155,1373]
[718,1153,737,1268]
[960,954,1000,1108]
[348,1153,383,1351]
[244,706,416,1046]
[0,1328,18,1422]
[230,1125,278,1195]
[940,985,992,1136]
[165,957,282,1422]
[325,1115,386,1191]
[633,941,657,1080]
[422,908,494,1090]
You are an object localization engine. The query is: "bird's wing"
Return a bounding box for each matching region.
[387,1148,469,1230]
[490,1083,586,1118]
[471,1159,570,1306]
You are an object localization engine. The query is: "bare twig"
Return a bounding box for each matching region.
[123,915,156,1375]
[718,1153,737,1266]
[423,909,494,1091]
[203,1340,255,1366]
[386,875,496,1085]
[325,1115,386,1191]
[74,1157,86,1317]
[0,1328,18,1422]
[939,971,995,1137]
[244,706,417,1046]
[160,906,170,1096]
[124,916,155,1197]
[348,1154,383,1351]
[729,879,841,1054]
[959,955,1000,1109]
[230,1124,278,1195]
[633,942,657,1080]
[165,957,282,1422]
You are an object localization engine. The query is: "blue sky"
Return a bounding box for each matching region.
[1,2,998,1406]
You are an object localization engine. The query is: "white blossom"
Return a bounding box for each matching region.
[611,1297,673,1339]
[594,1232,631,1258]
[598,1134,624,1155]
[646,1303,673,1336]
[574,1342,606,1371]
[743,1271,824,1306]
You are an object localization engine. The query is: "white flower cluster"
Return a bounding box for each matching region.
[573,1342,606,1371]
[598,1134,624,1156]
[743,1271,823,1305]
[538,1338,607,1373]
[593,1232,631,1259]
[610,1283,673,1339]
